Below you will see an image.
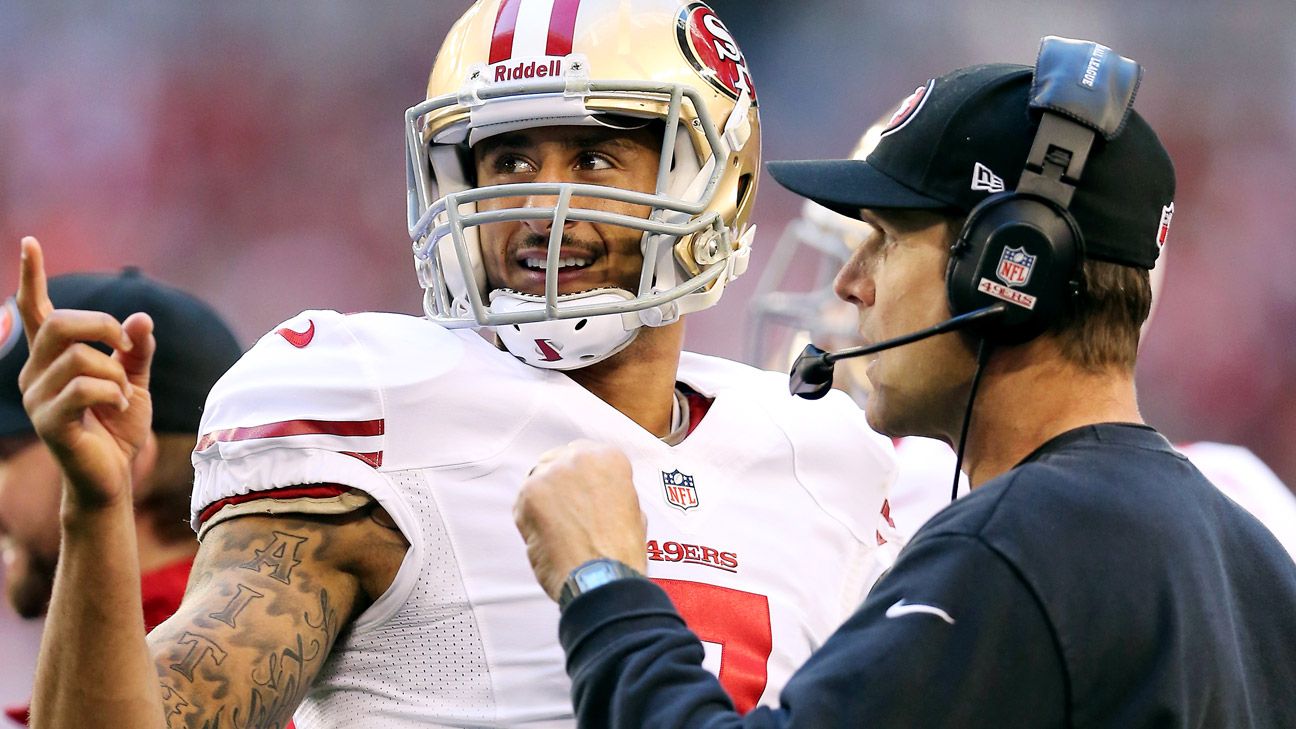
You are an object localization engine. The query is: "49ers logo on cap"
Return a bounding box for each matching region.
[880,79,934,138]
[1156,202,1174,248]
[0,298,20,360]
[675,2,757,105]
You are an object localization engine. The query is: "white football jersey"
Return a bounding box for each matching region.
[886,435,1296,562]
[887,437,968,540]
[191,310,897,728]
[1174,441,1296,560]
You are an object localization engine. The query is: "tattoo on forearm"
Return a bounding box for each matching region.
[169,632,229,681]
[160,684,190,729]
[208,584,266,629]
[239,531,308,584]
[163,587,341,729]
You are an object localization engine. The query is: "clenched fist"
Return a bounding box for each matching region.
[513,440,648,601]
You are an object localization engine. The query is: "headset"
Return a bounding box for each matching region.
[792,36,1143,396]
[789,36,1143,500]
[947,38,1140,345]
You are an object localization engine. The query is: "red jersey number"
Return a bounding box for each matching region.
[651,578,773,714]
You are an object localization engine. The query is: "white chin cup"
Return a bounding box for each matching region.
[489,289,642,370]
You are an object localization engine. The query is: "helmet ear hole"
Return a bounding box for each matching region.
[575,319,589,331]
[736,172,754,210]
[458,144,477,187]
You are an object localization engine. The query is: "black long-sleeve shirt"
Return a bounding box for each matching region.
[559,424,1296,727]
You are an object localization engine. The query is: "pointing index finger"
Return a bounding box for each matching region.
[17,237,53,349]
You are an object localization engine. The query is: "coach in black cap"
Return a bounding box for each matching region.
[0,264,239,660]
[512,37,1296,727]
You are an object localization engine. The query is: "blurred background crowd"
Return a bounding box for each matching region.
[2,0,1293,708]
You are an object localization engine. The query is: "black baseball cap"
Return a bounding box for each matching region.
[767,63,1175,269]
[0,268,242,438]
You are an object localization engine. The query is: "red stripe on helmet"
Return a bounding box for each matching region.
[488,0,523,64]
[545,0,581,57]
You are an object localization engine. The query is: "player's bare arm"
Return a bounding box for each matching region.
[147,507,406,728]
[18,235,166,728]
[17,237,407,728]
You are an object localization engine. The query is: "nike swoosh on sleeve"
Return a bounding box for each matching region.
[277,319,316,348]
[885,599,955,625]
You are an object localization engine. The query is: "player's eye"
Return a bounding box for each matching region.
[574,152,614,172]
[494,154,536,176]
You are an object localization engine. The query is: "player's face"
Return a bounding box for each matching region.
[0,436,63,618]
[834,209,978,440]
[473,125,661,296]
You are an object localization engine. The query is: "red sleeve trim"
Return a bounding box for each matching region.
[196,418,385,452]
[197,484,352,527]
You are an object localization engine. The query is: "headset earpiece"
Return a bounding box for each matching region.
[943,40,1133,345]
[941,37,1142,347]
[946,190,1084,345]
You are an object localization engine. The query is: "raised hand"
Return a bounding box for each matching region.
[16,236,156,509]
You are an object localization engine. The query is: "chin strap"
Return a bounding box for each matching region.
[489,288,643,370]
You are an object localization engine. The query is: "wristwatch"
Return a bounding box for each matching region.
[558,558,643,610]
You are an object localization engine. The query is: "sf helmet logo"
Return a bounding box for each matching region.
[880,79,933,138]
[675,2,757,105]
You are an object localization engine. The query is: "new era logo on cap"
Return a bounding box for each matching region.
[971,162,1005,193]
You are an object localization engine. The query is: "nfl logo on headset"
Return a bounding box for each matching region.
[996,246,1036,287]
[662,469,699,511]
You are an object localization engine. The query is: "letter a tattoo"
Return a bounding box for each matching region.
[240,531,308,584]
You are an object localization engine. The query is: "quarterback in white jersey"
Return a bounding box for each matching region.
[190,310,893,724]
[17,2,897,729]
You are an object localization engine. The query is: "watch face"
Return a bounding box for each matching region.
[560,559,641,609]
[577,561,621,590]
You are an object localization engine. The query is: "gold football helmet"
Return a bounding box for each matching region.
[405,0,761,368]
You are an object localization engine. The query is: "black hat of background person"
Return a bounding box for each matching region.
[766,63,1175,269]
[0,268,242,439]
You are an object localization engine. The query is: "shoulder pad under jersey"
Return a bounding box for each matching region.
[189,310,543,529]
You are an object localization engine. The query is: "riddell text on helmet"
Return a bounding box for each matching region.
[492,58,563,83]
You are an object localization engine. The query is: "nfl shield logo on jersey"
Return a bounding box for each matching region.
[996,246,1036,287]
[662,469,699,511]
